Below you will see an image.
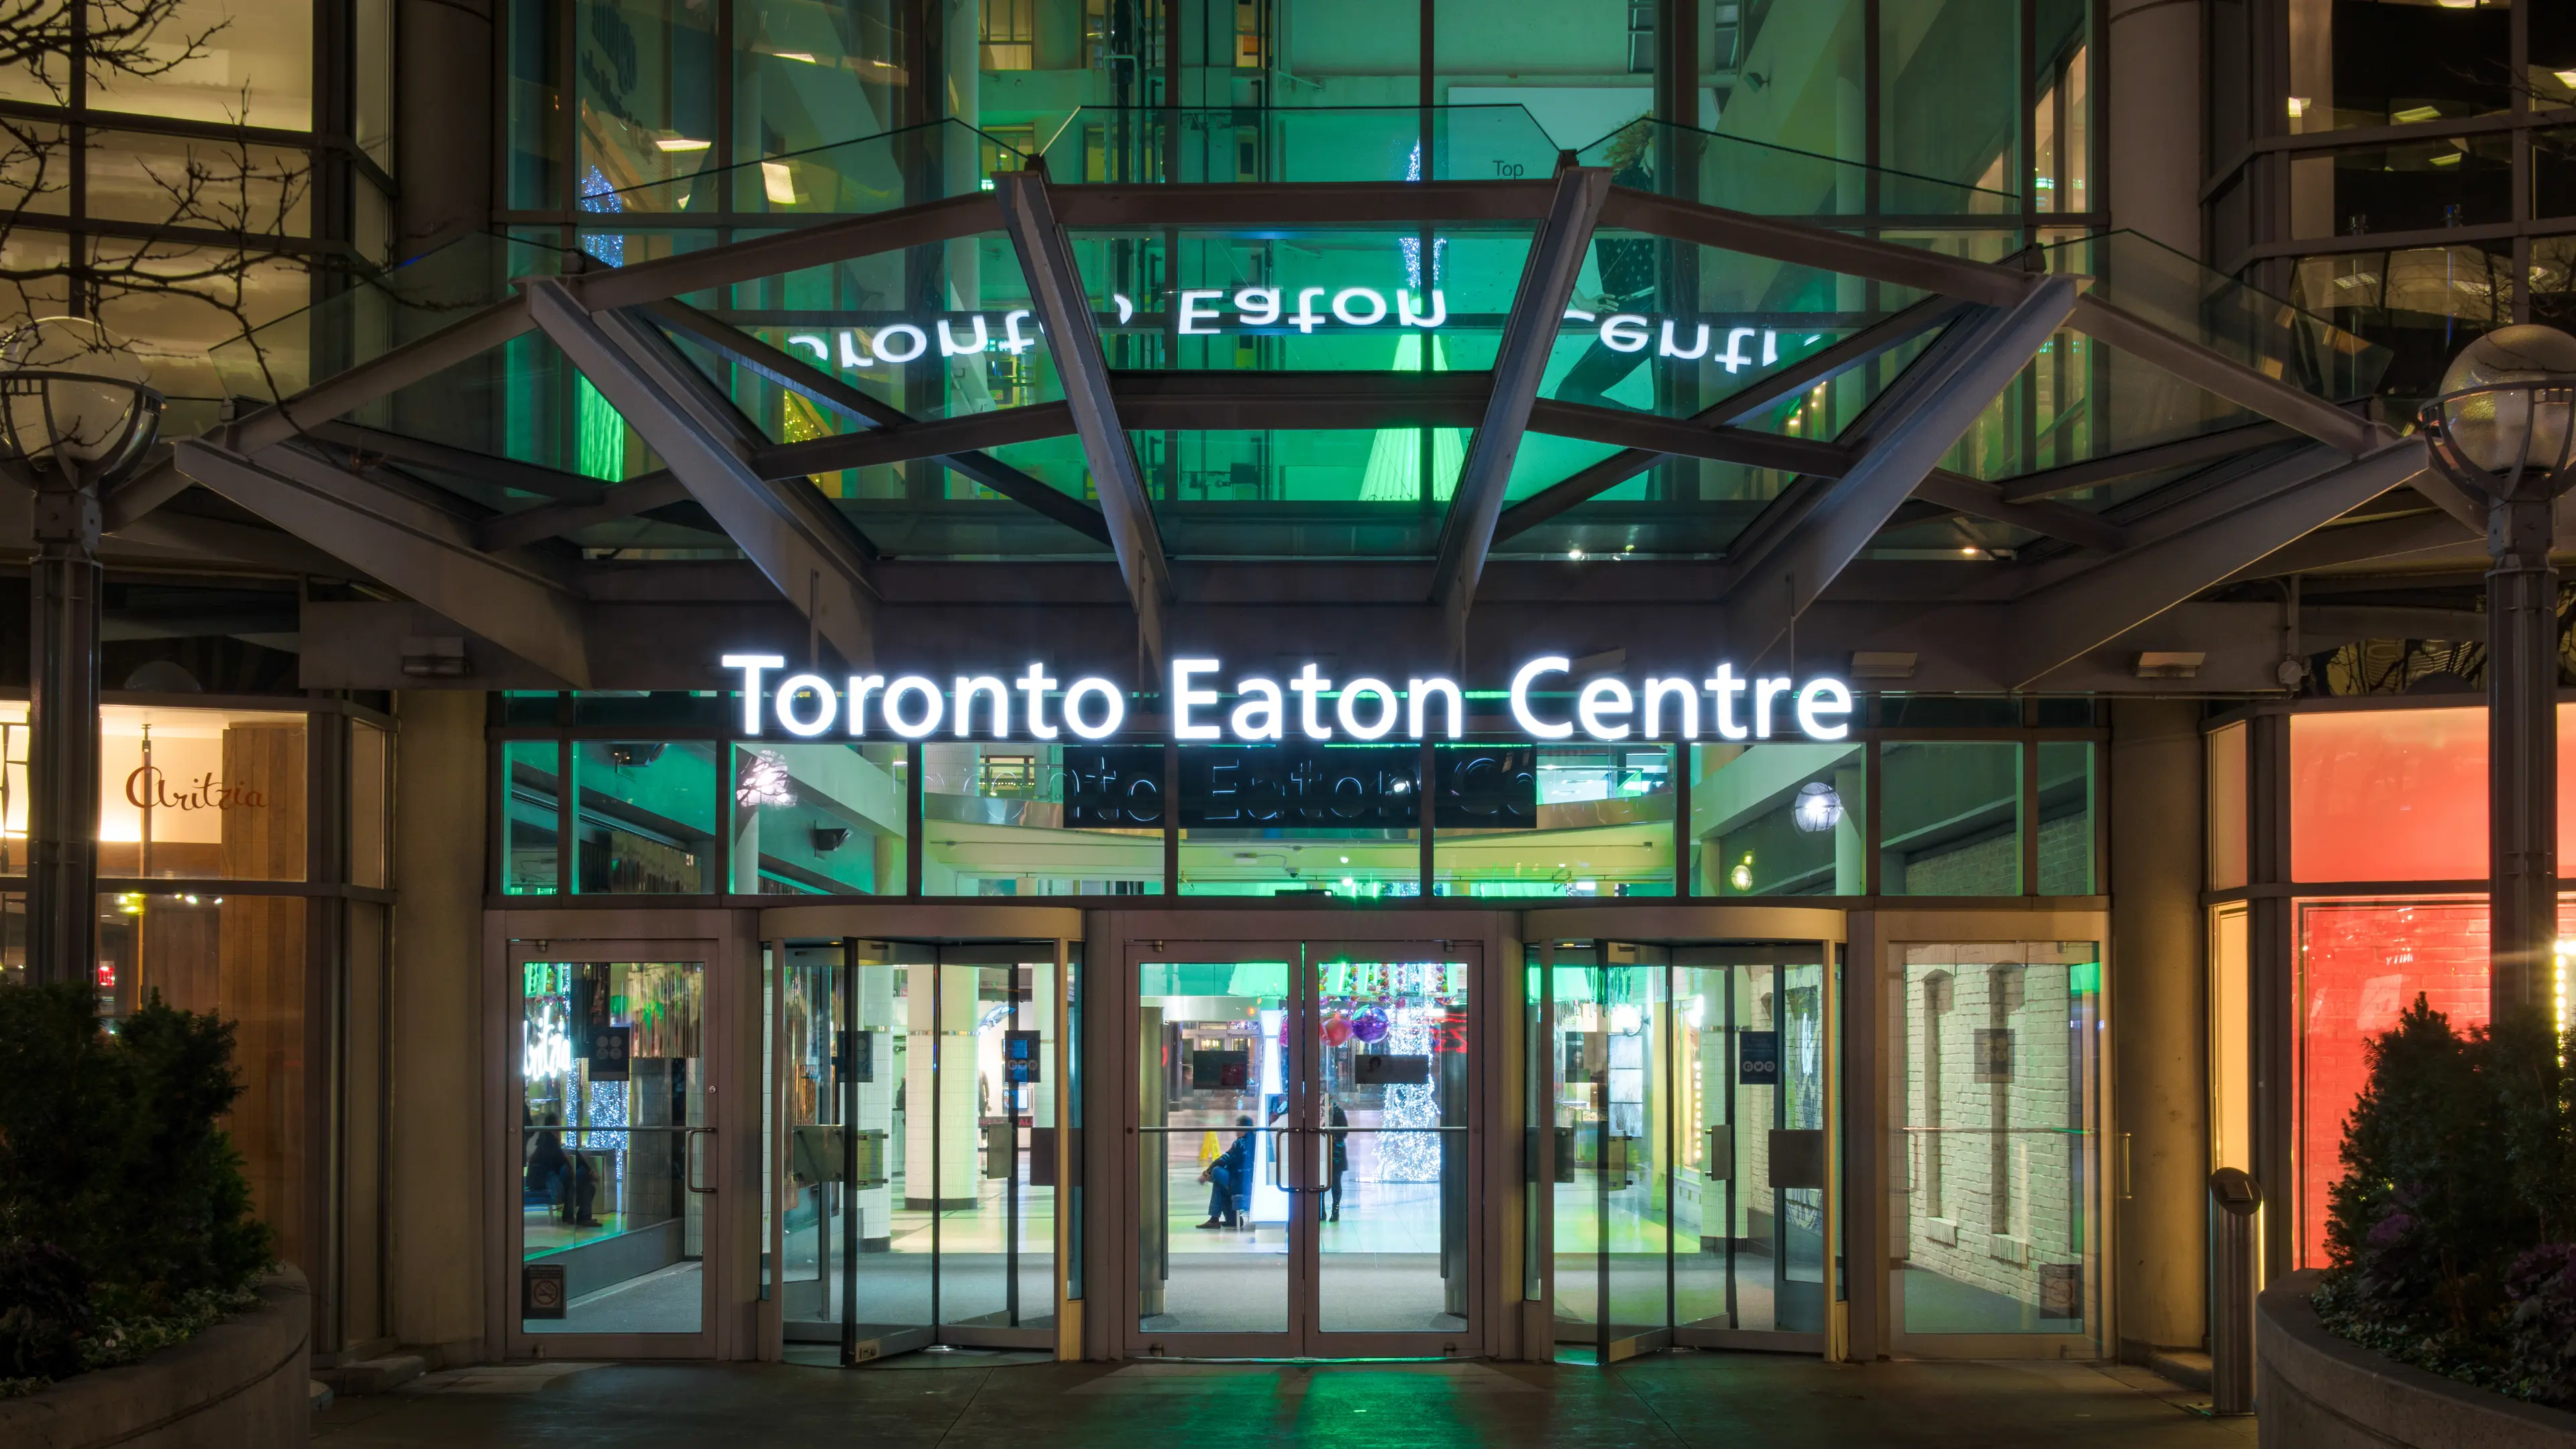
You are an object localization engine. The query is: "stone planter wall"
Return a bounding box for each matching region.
[2259,1269,2576,1448]
[0,1267,310,1448]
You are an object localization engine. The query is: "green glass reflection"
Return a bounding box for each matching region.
[1691,742,1865,897]
[502,740,561,895]
[1880,741,2022,896]
[2037,741,2094,895]
[572,741,720,894]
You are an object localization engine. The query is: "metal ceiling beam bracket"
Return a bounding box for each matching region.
[476,474,690,553]
[2000,437,2433,686]
[1430,163,1614,657]
[996,166,1175,669]
[524,277,881,666]
[171,437,594,686]
[1723,274,2081,661]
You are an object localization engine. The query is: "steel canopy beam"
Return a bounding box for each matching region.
[1723,274,2080,660]
[641,299,1112,543]
[1913,471,2131,553]
[476,474,692,552]
[1602,189,2032,308]
[564,193,1000,313]
[997,168,1175,666]
[1430,164,1614,651]
[525,277,881,665]
[1998,419,2298,503]
[2000,437,2432,686]
[172,437,594,686]
[227,295,537,457]
[1493,294,1967,543]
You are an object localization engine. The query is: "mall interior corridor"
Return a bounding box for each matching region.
[311,1354,2249,1449]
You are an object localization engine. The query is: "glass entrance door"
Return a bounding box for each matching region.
[512,949,718,1356]
[769,937,1067,1361]
[1131,941,1477,1357]
[1545,939,1836,1360]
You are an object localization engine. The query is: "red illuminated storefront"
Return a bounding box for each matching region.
[2210,702,2576,1271]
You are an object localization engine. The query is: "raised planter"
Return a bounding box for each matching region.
[0,1267,310,1448]
[2259,1268,2576,1448]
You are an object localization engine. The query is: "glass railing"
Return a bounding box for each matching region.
[1036,105,1562,186]
[210,231,576,405]
[600,117,1030,217]
[2042,229,2393,405]
[1575,116,2021,219]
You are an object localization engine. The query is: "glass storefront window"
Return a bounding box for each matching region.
[731,742,909,894]
[350,720,390,890]
[2292,898,2498,1269]
[1690,743,1864,897]
[1179,742,1419,898]
[573,741,719,894]
[1894,940,2101,1344]
[924,742,1164,896]
[2035,741,2094,896]
[97,892,311,1270]
[1880,741,2021,896]
[2208,721,2248,890]
[503,740,564,896]
[1432,743,1674,898]
[2290,706,2484,883]
[101,705,308,881]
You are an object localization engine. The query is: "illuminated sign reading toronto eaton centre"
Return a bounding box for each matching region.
[720,655,1854,745]
[783,290,1810,374]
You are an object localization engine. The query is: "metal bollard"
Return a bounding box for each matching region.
[2208,1167,2263,1415]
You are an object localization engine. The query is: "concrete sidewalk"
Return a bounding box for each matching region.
[314,1351,2257,1447]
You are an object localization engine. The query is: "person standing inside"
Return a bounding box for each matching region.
[1326,1097,1352,1223]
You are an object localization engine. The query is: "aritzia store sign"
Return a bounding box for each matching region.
[724,654,1854,831]
[782,288,1812,373]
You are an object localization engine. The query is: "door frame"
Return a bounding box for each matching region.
[1097,908,1511,1361]
[1866,907,2114,1362]
[486,912,751,1360]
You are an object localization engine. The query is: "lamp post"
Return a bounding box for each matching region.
[2420,325,2576,1018]
[0,320,162,990]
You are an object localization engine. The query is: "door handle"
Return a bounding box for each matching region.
[685,1126,716,1195]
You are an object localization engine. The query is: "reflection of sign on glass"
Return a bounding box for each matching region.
[1004,1028,1041,1084]
[1352,1053,1430,1086]
[1063,745,1165,828]
[587,1024,631,1081]
[1738,1030,1780,1085]
[1975,1028,2015,1083]
[1191,1049,1249,1089]
[1178,743,1419,828]
[1436,747,1537,828]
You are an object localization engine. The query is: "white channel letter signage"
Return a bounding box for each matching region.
[719,656,1854,744]
[784,291,1812,376]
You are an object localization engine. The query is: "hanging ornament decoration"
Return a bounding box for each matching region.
[1351,1007,1390,1044]
[1321,1013,1355,1046]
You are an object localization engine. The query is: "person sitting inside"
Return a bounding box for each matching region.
[1195,1116,1256,1229]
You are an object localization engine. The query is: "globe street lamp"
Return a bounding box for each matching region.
[0,319,162,990]
[2418,324,2576,1018]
